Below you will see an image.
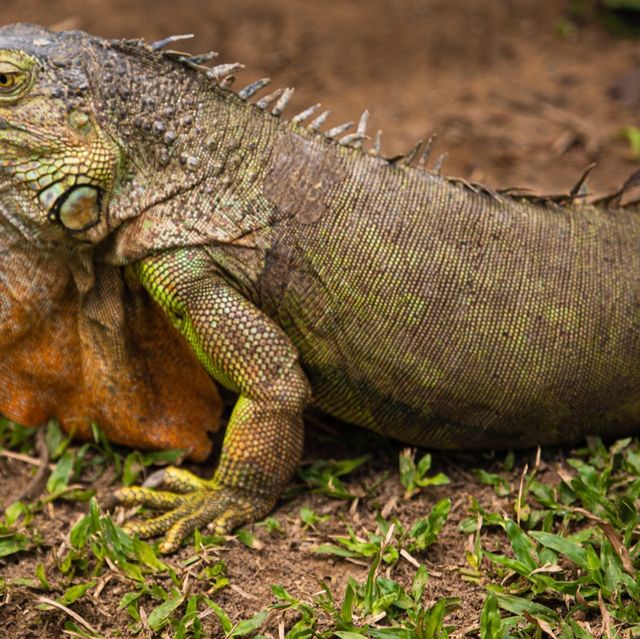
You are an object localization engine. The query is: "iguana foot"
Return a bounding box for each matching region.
[114,467,274,553]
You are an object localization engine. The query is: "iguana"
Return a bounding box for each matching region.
[1,23,640,553]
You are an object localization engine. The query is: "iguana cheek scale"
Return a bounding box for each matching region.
[0,24,639,553]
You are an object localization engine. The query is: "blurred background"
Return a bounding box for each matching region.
[3,0,640,196]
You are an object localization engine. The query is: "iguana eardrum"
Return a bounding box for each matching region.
[1,23,640,553]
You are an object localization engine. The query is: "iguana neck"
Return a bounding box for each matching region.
[93,50,294,294]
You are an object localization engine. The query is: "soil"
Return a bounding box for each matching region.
[0,0,639,637]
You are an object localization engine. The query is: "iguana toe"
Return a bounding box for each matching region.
[113,486,189,510]
[115,468,274,553]
[143,466,210,492]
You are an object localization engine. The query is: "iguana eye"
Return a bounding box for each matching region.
[0,54,35,99]
[0,71,26,94]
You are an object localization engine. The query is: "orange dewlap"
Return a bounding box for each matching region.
[0,241,222,462]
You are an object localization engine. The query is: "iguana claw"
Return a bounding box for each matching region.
[114,466,274,553]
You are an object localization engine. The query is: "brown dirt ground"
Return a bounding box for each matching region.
[0,0,639,637]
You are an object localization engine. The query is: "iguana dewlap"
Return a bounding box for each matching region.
[0,23,639,552]
[0,211,221,461]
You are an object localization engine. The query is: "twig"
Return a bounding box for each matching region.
[36,596,102,637]
[17,429,51,502]
[0,447,55,471]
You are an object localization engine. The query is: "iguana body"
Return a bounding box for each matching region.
[0,24,639,551]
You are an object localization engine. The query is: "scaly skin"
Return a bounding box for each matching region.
[0,24,639,552]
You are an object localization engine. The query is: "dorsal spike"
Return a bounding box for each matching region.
[150,34,194,52]
[256,88,284,110]
[309,110,331,131]
[418,133,437,169]
[325,122,354,139]
[238,77,271,100]
[339,132,367,148]
[272,88,295,116]
[207,63,244,82]
[161,50,194,62]
[469,181,499,201]
[593,168,640,208]
[357,110,369,138]
[432,153,447,176]
[449,177,479,194]
[398,139,423,166]
[370,130,383,156]
[219,75,236,89]
[292,103,322,124]
[184,52,218,66]
[569,162,596,197]
[497,186,532,196]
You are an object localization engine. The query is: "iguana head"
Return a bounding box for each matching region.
[0,24,123,238]
[0,23,280,256]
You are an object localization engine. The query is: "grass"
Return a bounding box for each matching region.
[1,418,640,637]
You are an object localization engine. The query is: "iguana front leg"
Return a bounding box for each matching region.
[115,248,311,553]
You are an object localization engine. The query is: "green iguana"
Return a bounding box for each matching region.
[1,23,639,553]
